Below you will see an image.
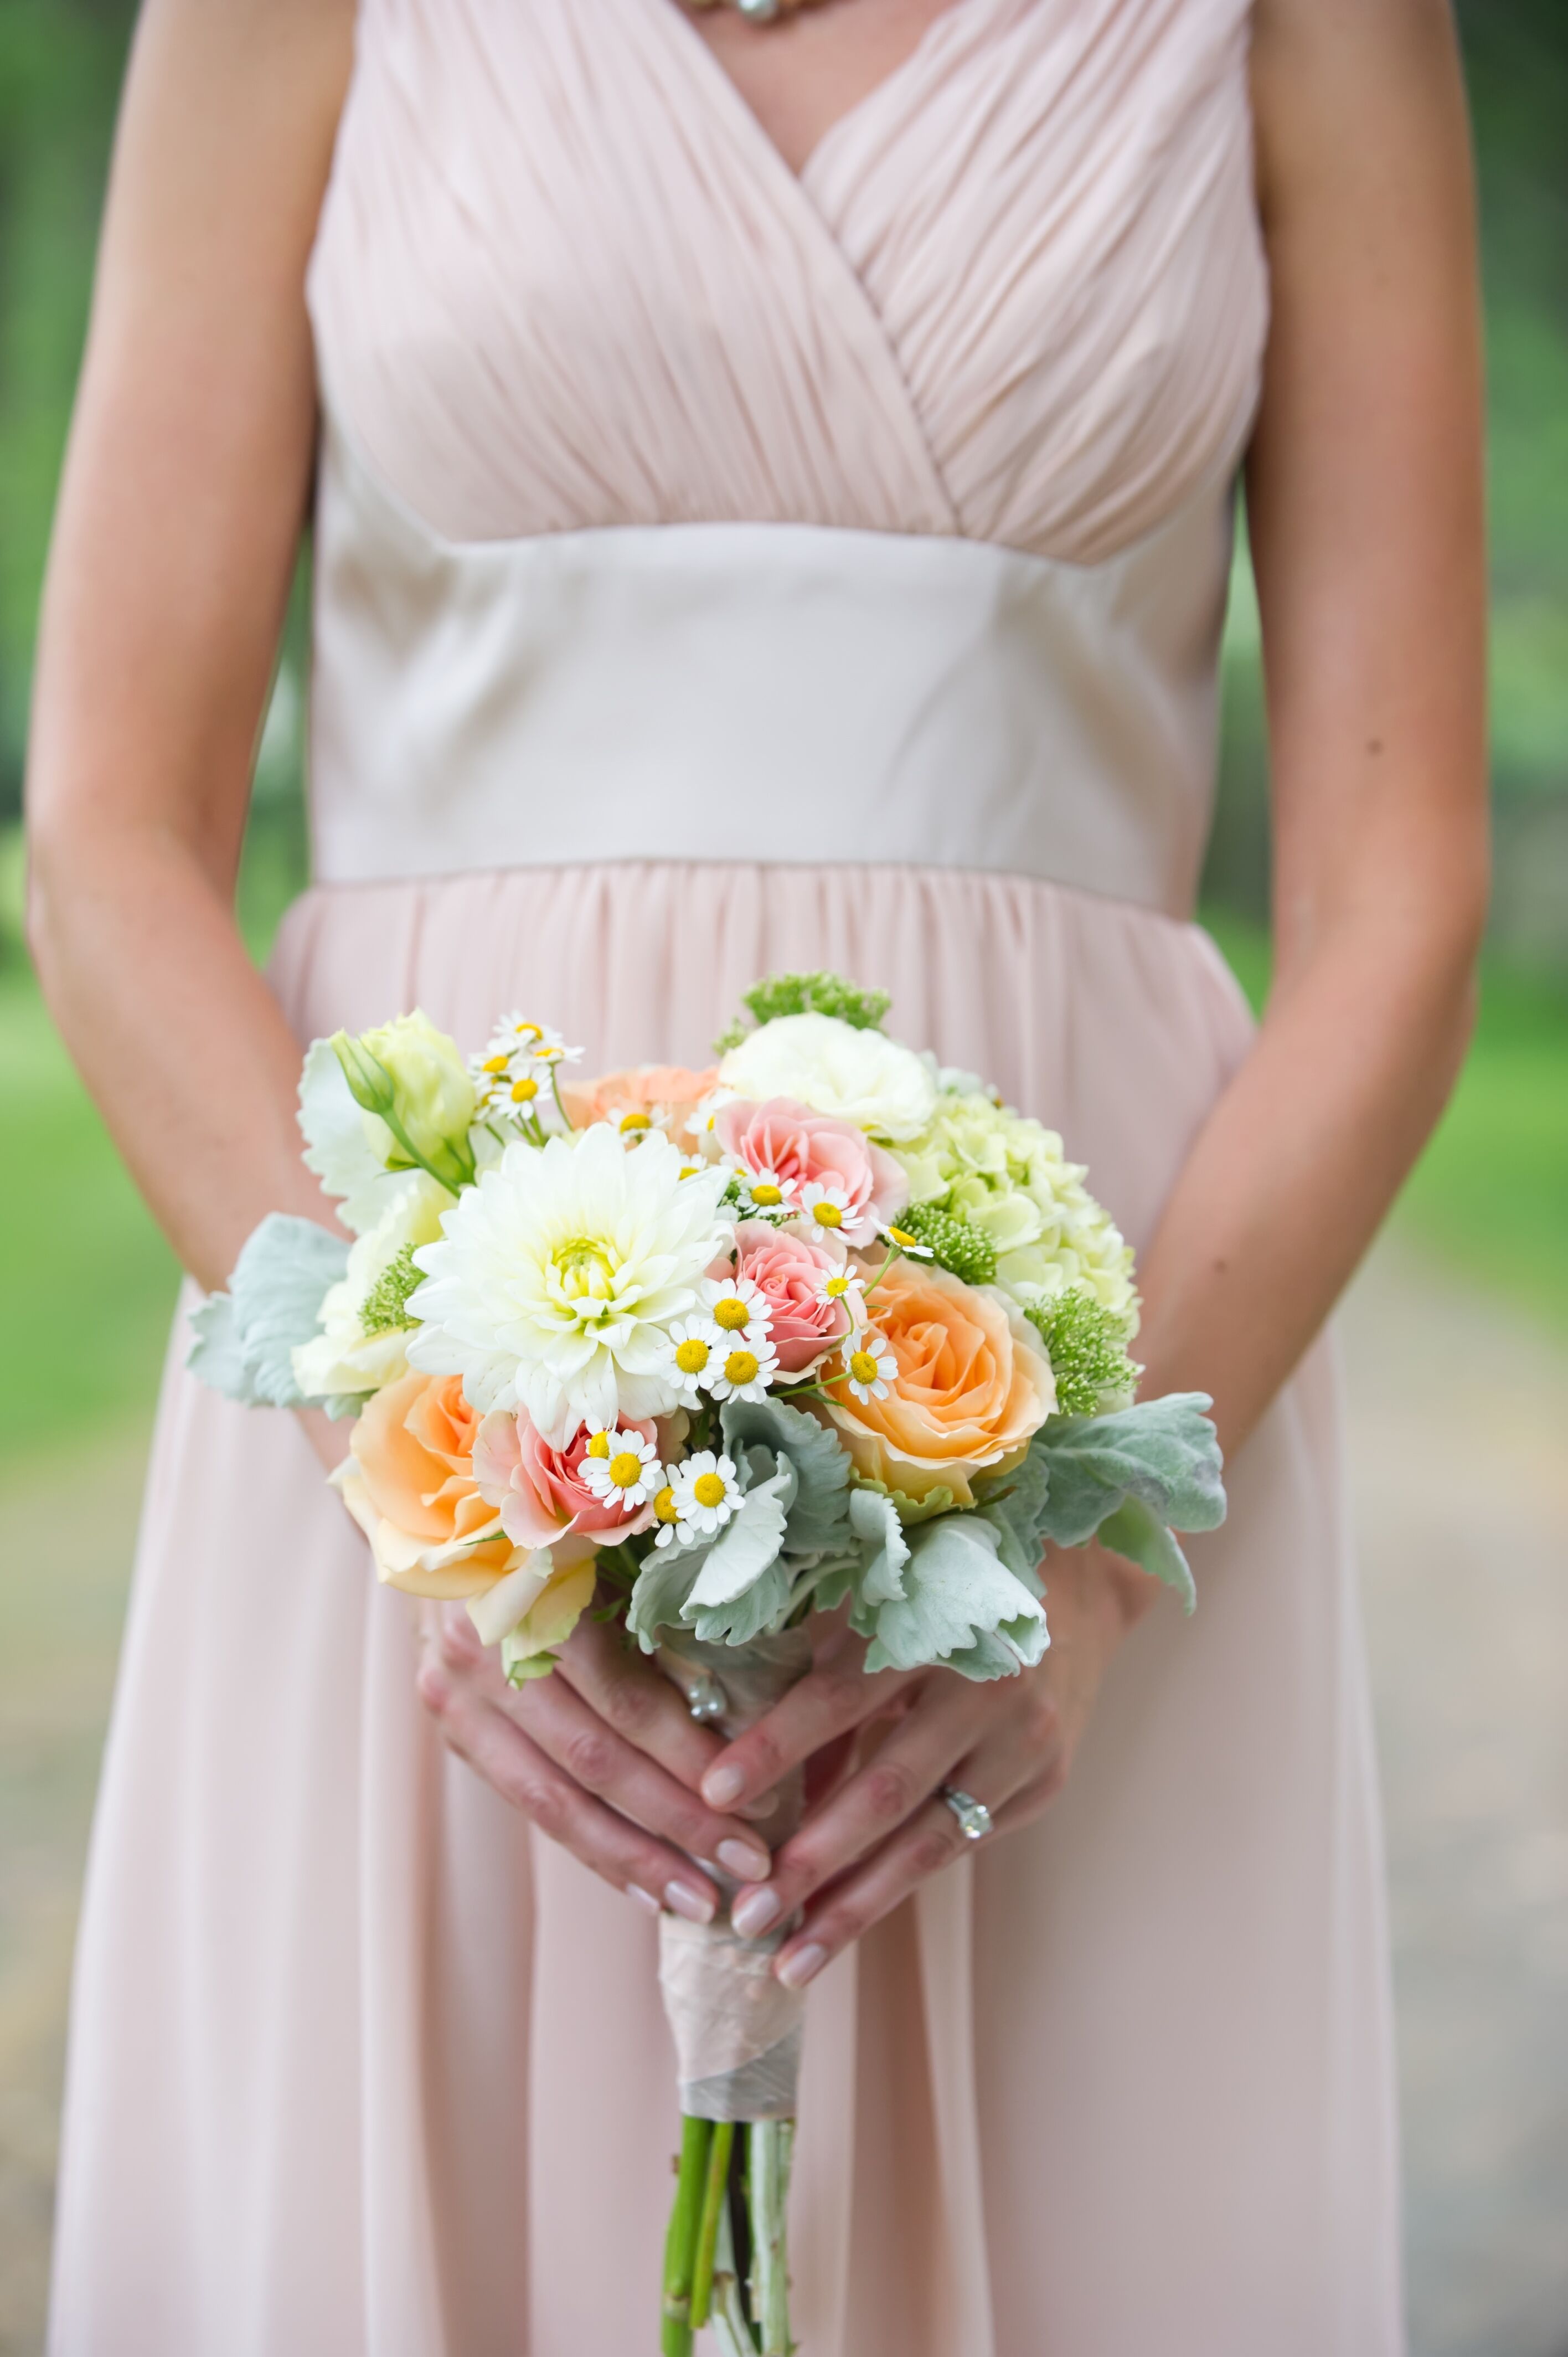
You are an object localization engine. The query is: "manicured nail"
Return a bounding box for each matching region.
[664,1880,716,1925]
[775,1942,827,1989]
[703,1764,745,1808]
[717,1839,771,1883]
[627,1884,661,1915]
[739,1792,778,1822]
[731,1887,781,1938]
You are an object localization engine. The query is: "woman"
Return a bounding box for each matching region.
[28,0,1484,2348]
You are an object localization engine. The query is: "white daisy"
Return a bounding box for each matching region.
[699,1273,773,1345]
[878,1220,935,1258]
[728,1162,798,1216]
[471,1016,585,1120]
[705,1336,781,1403]
[579,1428,662,1510]
[660,1315,720,1404]
[651,1474,689,1548]
[796,1180,854,1238]
[841,1333,898,1403]
[814,1265,869,1325]
[670,1450,743,1536]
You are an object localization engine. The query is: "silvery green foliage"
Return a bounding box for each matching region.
[855,1513,1050,1681]
[186,1215,349,1410]
[982,1391,1225,1615]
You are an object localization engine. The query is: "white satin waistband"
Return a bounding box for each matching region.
[308,410,1234,918]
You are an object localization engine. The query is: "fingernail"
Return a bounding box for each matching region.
[776,1941,827,1989]
[739,1792,778,1822]
[717,1839,771,1883]
[664,1880,716,1925]
[731,1886,781,1938]
[703,1764,745,1808]
[627,1884,661,1915]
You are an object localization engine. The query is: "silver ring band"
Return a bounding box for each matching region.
[939,1785,993,1843]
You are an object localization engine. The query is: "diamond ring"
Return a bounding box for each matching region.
[938,1785,993,1842]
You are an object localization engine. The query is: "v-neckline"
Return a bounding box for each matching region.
[653,0,995,192]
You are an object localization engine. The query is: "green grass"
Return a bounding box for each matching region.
[1203,912,1568,1334]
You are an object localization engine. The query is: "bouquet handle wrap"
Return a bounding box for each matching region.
[657,1630,814,2123]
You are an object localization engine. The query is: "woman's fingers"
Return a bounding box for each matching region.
[416,1632,724,1920]
[724,1676,985,1938]
[515,1657,773,1883]
[551,1611,728,1796]
[699,1636,920,1814]
[766,1689,1069,1985]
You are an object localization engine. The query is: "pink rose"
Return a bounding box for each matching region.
[473,1410,659,1558]
[728,1221,857,1376]
[715,1097,908,1248]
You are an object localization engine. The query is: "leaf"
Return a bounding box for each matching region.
[973,1444,1054,1594]
[720,1396,853,1555]
[1095,1496,1198,1614]
[847,1486,909,1608]
[863,1514,1048,1677]
[686,1466,795,1609]
[687,1559,794,1646]
[1032,1393,1225,1546]
[186,1215,350,1410]
[627,1548,704,1651]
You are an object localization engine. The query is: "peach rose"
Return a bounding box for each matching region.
[472,1409,659,1560]
[334,1370,523,1599]
[560,1064,719,1151]
[728,1219,854,1376]
[715,1097,908,1248]
[815,1263,1055,1506]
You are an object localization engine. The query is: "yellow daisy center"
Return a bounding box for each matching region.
[713,1298,750,1331]
[750,1181,784,1206]
[675,1337,710,1375]
[618,1111,652,1133]
[586,1431,610,1458]
[824,1275,850,1297]
[812,1201,844,1229]
[511,1075,539,1103]
[886,1226,919,1249]
[608,1450,644,1489]
[654,1486,679,1524]
[515,1023,543,1043]
[723,1350,760,1387]
[693,1471,727,1509]
[482,1054,509,1074]
[849,1350,881,1385]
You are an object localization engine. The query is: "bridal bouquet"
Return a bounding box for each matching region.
[190,970,1224,2355]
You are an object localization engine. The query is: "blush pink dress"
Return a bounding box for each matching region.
[49,0,1404,2350]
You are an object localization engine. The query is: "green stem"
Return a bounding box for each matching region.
[747,2119,795,2355]
[661,2115,711,2357]
[689,2118,735,2330]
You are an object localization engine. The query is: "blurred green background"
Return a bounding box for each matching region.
[0,7,1565,2356]
[2,0,1566,1486]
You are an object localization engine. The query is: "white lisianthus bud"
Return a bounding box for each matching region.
[333,1010,477,1193]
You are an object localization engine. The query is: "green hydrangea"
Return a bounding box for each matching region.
[715,970,891,1052]
[893,1093,1138,1323]
[1024,1288,1142,1417]
[894,1200,998,1286]
[359,1243,421,1336]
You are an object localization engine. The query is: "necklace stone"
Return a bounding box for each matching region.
[683,0,828,22]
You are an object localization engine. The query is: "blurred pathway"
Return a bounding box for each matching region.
[1,1243,1566,2355]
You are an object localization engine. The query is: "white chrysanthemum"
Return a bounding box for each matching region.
[718,1013,936,1141]
[292,1173,452,1399]
[405,1124,730,1443]
[580,1428,662,1510]
[699,1273,773,1344]
[669,1450,742,1536]
[705,1336,780,1403]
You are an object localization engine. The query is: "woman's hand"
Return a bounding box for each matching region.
[704,1545,1156,1989]
[415,1601,776,1923]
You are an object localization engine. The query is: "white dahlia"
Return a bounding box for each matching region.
[406,1124,730,1444]
[716,1013,936,1141]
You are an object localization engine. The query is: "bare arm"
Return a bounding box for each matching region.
[25,0,355,1291]
[26,0,772,1916]
[701,0,1490,1987]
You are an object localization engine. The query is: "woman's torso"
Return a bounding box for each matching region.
[302,0,1268,911]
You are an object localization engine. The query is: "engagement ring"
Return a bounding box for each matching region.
[939,1786,993,1843]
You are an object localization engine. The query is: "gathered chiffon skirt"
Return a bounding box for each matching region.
[49,860,1402,2356]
